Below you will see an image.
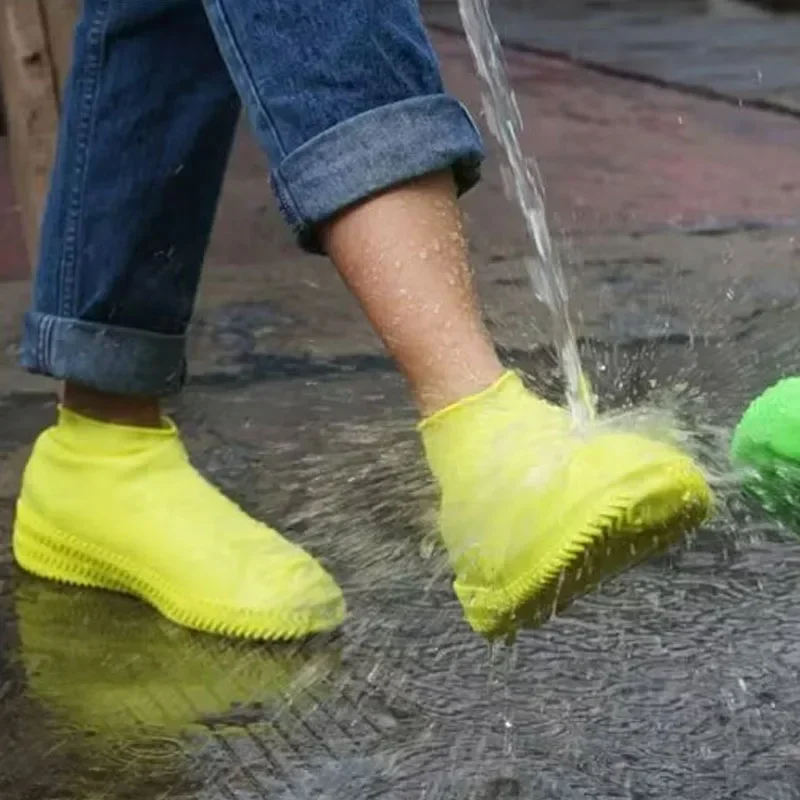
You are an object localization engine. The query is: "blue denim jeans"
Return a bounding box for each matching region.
[21,0,484,395]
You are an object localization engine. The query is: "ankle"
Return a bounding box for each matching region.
[410,355,505,418]
[62,382,162,428]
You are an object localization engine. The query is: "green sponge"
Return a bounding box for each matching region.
[731,377,800,526]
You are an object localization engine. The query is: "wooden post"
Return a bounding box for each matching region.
[39,0,79,104]
[0,0,78,269]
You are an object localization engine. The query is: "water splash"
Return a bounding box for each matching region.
[458,0,595,426]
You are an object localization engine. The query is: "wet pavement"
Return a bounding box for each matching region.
[3,17,800,800]
[7,298,800,799]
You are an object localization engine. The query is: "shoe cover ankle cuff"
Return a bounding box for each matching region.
[417,370,523,434]
[54,406,177,452]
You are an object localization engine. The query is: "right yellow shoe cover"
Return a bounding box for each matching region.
[420,371,712,639]
[13,409,345,640]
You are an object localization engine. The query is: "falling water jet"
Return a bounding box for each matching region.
[459,0,597,767]
[458,0,595,426]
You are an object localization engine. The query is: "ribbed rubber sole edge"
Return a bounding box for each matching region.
[457,471,711,639]
[13,511,346,642]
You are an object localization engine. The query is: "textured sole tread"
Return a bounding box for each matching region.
[460,469,710,638]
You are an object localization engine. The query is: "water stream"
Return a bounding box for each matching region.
[458,0,596,426]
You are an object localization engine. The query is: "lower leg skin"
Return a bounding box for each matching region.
[62,383,162,427]
[322,170,504,418]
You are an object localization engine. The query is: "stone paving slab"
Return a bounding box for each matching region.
[433,30,800,247]
[423,0,800,108]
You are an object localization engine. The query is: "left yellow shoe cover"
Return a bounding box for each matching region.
[13,408,346,640]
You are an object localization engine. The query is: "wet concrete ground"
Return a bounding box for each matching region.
[3,16,800,800]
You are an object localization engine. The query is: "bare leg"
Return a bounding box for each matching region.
[323,171,504,417]
[62,383,161,427]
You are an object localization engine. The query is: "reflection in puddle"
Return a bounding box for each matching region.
[12,580,342,798]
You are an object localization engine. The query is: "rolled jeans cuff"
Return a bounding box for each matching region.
[270,94,484,253]
[20,312,186,396]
